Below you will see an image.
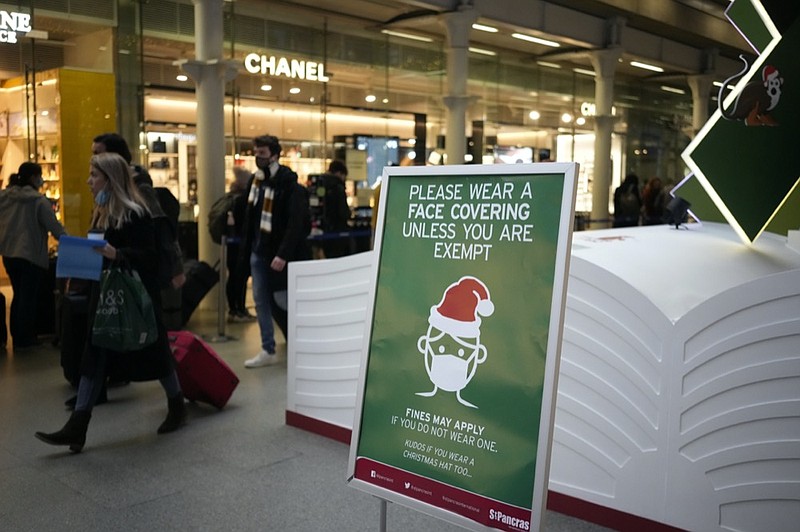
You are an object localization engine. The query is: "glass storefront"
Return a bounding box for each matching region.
[1,1,698,222]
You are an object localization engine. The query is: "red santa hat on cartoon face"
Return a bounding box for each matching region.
[428,276,494,338]
[762,65,779,84]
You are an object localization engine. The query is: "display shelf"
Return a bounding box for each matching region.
[147,151,179,199]
[179,141,197,207]
[142,133,197,207]
[0,136,63,220]
[1,68,116,240]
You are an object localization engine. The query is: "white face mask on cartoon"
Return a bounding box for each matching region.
[419,328,486,393]
[429,353,471,392]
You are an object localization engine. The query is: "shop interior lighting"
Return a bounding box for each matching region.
[528,110,541,120]
[713,81,735,90]
[660,85,686,95]
[176,74,188,82]
[407,150,417,160]
[260,84,272,91]
[365,94,377,103]
[561,112,573,123]
[0,78,57,93]
[289,87,301,94]
[573,67,596,77]
[380,29,433,43]
[469,47,496,56]
[472,23,498,33]
[408,138,416,146]
[536,61,561,69]
[630,60,664,73]
[148,97,416,129]
[382,98,389,104]
[511,32,560,48]
[575,117,586,126]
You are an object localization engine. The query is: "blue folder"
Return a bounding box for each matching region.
[56,236,107,281]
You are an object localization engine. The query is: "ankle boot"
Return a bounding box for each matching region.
[157,392,187,434]
[35,410,91,453]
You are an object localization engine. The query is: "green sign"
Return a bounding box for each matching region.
[681,0,800,243]
[348,164,577,532]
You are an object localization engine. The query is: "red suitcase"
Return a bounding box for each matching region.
[169,331,239,409]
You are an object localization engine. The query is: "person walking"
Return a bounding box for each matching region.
[641,177,666,225]
[241,135,311,368]
[0,162,66,350]
[226,166,254,321]
[612,173,642,228]
[91,133,185,291]
[60,133,185,409]
[319,160,351,259]
[35,152,187,453]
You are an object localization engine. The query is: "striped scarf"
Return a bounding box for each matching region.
[248,169,273,234]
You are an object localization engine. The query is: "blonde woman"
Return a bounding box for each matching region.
[36,152,187,453]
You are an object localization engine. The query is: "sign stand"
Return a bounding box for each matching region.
[379,498,387,532]
[347,163,578,532]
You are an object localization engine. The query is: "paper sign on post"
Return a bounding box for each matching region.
[347,163,578,532]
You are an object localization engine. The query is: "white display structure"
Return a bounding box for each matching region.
[286,222,800,532]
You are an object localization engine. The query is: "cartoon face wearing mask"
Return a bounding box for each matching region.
[416,276,494,409]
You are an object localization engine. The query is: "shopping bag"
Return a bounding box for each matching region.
[92,267,158,351]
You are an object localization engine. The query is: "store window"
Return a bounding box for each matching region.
[136,0,696,224]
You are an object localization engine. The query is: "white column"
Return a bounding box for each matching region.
[441,5,477,165]
[175,0,237,268]
[589,47,623,228]
[687,74,715,137]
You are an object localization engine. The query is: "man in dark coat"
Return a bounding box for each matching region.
[241,135,311,368]
[320,159,351,259]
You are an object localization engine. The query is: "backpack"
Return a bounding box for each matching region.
[154,187,180,233]
[135,181,182,289]
[208,192,238,244]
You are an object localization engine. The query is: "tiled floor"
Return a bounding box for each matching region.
[0,288,610,531]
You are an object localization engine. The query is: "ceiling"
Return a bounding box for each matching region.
[16,0,757,132]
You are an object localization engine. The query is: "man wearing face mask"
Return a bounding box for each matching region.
[241,135,311,368]
[0,162,66,350]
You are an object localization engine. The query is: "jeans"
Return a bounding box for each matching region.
[75,349,182,412]
[250,251,276,353]
[2,256,43,347]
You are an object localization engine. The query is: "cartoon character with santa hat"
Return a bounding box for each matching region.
[416,276,494,408]
[718,59,784,126]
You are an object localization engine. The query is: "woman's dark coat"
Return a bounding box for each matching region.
[81,212,175,382]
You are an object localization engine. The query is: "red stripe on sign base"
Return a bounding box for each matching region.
[285,410,687,532]
[285,410,352,444]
